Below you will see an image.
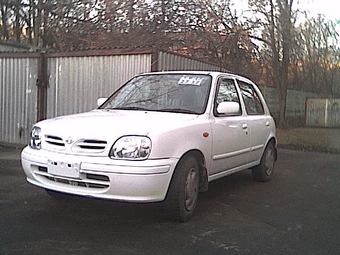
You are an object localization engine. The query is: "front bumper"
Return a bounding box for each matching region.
[21,146,177,202]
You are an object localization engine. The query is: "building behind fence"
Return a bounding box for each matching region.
[0,48,228,145]
[0,48,336,146]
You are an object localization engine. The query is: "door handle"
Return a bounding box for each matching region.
[242,124,248,130]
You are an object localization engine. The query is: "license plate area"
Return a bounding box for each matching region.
[47,160,80,178]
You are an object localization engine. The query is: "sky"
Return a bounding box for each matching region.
[230,0,339,21]
[295,0,339,20]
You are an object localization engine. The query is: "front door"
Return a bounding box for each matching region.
[210,78,250,176]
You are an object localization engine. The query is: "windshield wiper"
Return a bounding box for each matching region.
[109,106,150,111]
[159,108,198,114]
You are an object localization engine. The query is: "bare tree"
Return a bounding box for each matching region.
[0,0,10,40]
[1,0,339,104]
[248,0,295,128]
[292,15,340,94]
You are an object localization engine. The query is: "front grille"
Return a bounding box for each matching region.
[73,139,107,153]
[35,166,110,189]
[86,173,110,182]
[38,166,48,172]
[45,135,65,147]
[43,135,108,153]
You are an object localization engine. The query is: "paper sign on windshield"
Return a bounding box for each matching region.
[178,76,204,86]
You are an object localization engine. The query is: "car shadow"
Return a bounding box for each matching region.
[30,170,256,225]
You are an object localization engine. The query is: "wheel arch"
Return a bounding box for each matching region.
[174,149,209,193]
[266,137,277,161]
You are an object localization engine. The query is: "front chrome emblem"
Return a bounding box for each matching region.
[65,137,74,144]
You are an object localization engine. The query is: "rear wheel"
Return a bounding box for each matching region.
[165,156,200,222]
[252,142,276,182]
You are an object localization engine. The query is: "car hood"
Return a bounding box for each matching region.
[37,110,199,140]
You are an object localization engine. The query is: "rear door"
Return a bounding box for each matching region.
[236,80,271,163]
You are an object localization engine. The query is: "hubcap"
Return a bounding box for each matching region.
[265,148,274,175]
[185,167,198,211]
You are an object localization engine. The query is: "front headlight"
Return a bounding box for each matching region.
[29,126,42,150]
[110,136,151,160]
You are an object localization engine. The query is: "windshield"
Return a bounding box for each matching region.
[100,74,212,114]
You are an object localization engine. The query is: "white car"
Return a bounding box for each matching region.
[21,71,277,222]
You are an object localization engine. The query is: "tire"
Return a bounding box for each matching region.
[165,156,200,222]
[252,142,276,182]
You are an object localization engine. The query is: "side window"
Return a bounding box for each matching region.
[214,78,241,116]
[238,81,264,115]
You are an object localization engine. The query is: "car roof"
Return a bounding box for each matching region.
[141,70,227,76]
[140,71,255,85]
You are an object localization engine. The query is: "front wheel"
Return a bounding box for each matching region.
[252,142,276,182]
[165,156,200,222]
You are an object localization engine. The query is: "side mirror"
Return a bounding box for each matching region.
[217,101,240,115]
[97,98,107,107]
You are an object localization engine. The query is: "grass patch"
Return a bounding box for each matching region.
[276,128,330,152]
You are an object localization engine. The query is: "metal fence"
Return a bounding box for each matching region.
[157,51,228,72]
[0,56,38,145]
[0,48,336,146]
[260,86,324,117]
[306,98,340,127]
[1,48,232,145]
[47,54,152,118]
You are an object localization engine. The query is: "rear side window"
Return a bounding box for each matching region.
[238,81,264,115]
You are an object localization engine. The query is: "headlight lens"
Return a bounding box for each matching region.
[29,126,42,150]
[110,136,151,160]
